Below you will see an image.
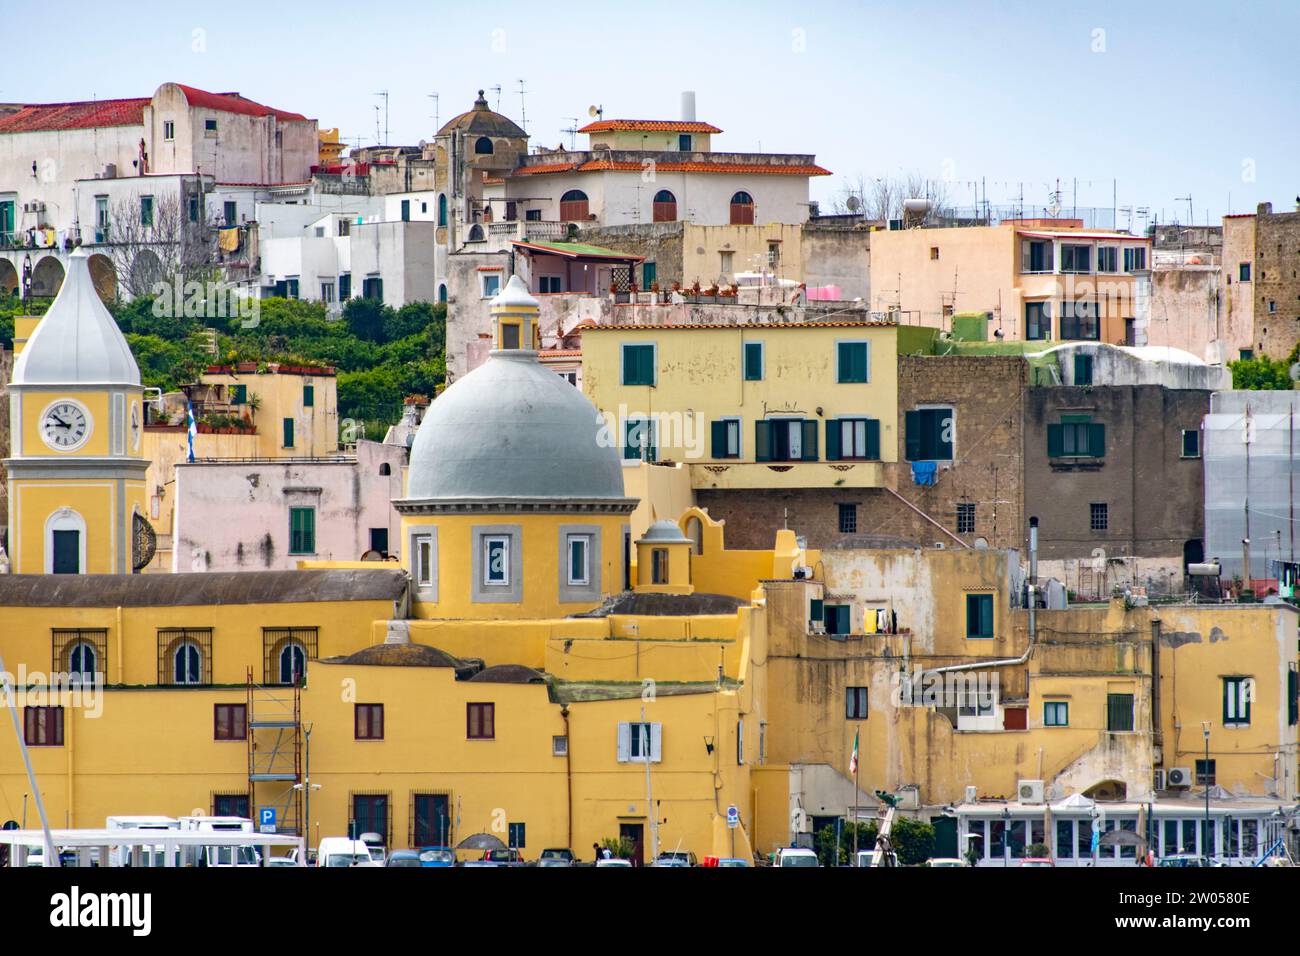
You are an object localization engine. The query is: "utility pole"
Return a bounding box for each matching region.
[517,79,528,133]
[1202,722,1212,864]
[0,650,58,865]
[428,93,439,134]
[373,90,389,145]
[641,705,659,864]
[1243,404,1253,590]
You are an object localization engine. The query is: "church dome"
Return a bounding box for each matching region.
[437,90,527,138]
[13,248,140,386]
[405,349,625,502]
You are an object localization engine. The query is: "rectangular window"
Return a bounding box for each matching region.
[744,341,764,381]
[956,502,976,535]
[1097,247,1118,273]
[163,120,175,141]
[24,706,64,746]
[369,528,389,555]
[303,384,314,408]
[1090,502,1108,531]
[1048,419,1105,458]
[1021,239,1053,273]
[213,793,249,818]
[838,503,858,535]
[1195,758,1216,786]
[1073,353,1094,386]
[230,384,247,405]
[719,250,734,274]
[1025,301,1051,340]
[355,703,384,740]
[1044,701,1069,727]
[824,604,851,636]
[467,702,495,740]
[1106,693,1134,732]
[552,735,568,756]
[501,323,521,349]
[829,418,880,461]
[1124,246,1147,272]
[756,418,817,462]
[711,418,741,459]
[351,794,388,845]
[214,703,247,741]
[204,118,218,132]
[414,534,434,587]
[1059,300,1100,340]
[1238,262,1251,282]
[619,721,662,763]
[482,536,510,587]
[224,200,237,226]
[929,246,940,260]
[678,133,692,151]
[481,273,500,297]
[508,822,526,849]
[140,195,154,227]
[188,194,200,223]
[623,417,658,462]
[1223,677,1252,726]
[339,273,351,299]
[538,275,563,294]
[965,594,994,638]
[566,534,591,586]
[904,407,954,461]
[621,343,656,386]
[285,278,299,300]
[1061,244,1092,274]
[289,506,316,554]
[651,547,669,584]
[1182,429,1200,458]
[837,341,870,383]
[845,686,869,720]
[282,417,295,448]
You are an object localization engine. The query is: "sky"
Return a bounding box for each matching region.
[7,0,1298,225]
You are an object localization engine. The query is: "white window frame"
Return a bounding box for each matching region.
[566,533,591,586]
[174,642,203,685]
[44,508,88,575]
[481,272,502,298]
[163,120,175,141]
[1181,428,1201,459]
[736,718,745,765]
[1097,246,1119,273]
[618,721,662,763]
[414,534,435,587]
[720,416,742,458]
[482,535,511,587]
[620,342,658,387]
[839,417,873,459]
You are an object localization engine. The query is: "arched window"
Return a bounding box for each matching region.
[68,642,97,683]
[474,136,494,155]
[437,194,447,227]
[467,223,485,242]
[653,189,677,223]
[379,462,392,476]
[559,189,589,221]
[438,283,448,303]
[279,643,306,686]
[45,508,86,575]
[174,643,202,685]
[686,516,704,555]
[729,191,755,225]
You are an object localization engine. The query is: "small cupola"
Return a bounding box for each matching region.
[491,275,540,352]
[634,520,694,595]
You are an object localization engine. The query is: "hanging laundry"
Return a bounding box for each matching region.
[218,227,241,253]
[911,460,938,486]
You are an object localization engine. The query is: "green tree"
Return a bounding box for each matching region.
[891,817,936,865]
[1229,355,1293,390]
[343,297,390,342]
[814,820,877,867]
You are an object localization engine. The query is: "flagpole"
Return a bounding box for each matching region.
[852,729,859,862]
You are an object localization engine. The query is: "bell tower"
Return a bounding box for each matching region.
[5,248,149,574]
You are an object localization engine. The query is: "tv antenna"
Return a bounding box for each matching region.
[428,92,439,133]
[562,118,580,150]
[517,79,528,133]
[373,90,389,145]
[1174,194,1192,226]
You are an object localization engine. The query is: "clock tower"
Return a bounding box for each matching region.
[5,247,149,574]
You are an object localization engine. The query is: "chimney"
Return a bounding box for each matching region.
[681,91,696,122]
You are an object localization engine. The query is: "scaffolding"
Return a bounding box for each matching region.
[246,667,303,836]
[1204,391,1300,581]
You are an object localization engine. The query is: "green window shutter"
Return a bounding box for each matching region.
[837,342,867,383]
[809,599,824,622]
[801,419,819,461]
[981,596,993,636]
[283,418,295,448]
[1089,423,1106,458]
[865,419,881,460]
[711,420,727,459]
[825,420,841,461]
[1287,669,1298,726]
[303,384,314,408]
[1222,679,1230,724]
[744,343,763,381]
[904,410,922,461]
[623,345,654,385]
[1047,424,1063,458]
[231,385,246,405]
[755,420,771,462]
[936,411,953,459]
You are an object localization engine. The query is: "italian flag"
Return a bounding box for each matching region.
[849,729,859,775]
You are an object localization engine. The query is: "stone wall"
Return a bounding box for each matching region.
[1253,203,1300,358]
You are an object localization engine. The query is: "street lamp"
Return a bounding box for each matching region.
[1202,721,1212,865]
[1002,806,1011,868]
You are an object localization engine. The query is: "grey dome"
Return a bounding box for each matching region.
[405,351,626,502]
[13,247,140,386]
[639,520,691,544]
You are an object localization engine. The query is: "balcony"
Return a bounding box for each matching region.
[690,458,888,491]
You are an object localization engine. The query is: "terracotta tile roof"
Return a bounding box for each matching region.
[0,97,149,133]
[540,348,583,358]
[578,119,722,134]
[176,85,307,122]
[514,159,831,177]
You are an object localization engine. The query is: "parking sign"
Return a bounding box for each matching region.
[259,807,277,833]
[726,805,739,829]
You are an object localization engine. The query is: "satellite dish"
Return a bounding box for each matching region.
[418,139,427,149]
[588,105,601,118]
[845,195,861,213]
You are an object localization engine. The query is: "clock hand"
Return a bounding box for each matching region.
[47,415,70,429]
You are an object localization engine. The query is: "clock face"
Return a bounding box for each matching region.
[40,400,92,451]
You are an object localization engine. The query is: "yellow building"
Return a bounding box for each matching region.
[868,219,1153,345]
[4,247,149,574]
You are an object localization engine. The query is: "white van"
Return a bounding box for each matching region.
[775,847,820,867]
[106,815,179,867]
[316,837,376,868]
[178,816,260,868]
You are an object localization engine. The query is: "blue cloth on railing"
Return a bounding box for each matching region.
[911,460,938,486]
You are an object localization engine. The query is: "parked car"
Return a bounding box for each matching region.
[483,848,526,866]
[927,858,969,867]
[316,837,375,868]
[539,848,575,865]
[418,846,456,868]
[537,857,573,867]
[385,850,422,868]
[264,856,298,868]
[360,832,386,865]
[1019,857,1055,868]
[595,857,633,867]
[715,858,751,867]
[653,850,698,868]
[774,847,820,868]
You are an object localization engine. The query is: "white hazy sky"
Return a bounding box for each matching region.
[8,0,1298,223]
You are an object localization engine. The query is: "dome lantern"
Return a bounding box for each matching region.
[491,275,540,352]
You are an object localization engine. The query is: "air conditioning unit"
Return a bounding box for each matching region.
[1165,767,1194,789]
[1153,769,1166,792]
[1018,779,1045,804]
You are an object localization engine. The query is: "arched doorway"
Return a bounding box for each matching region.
[0,258,18,299]
[87,253,117,303]
[31,255,65,297]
